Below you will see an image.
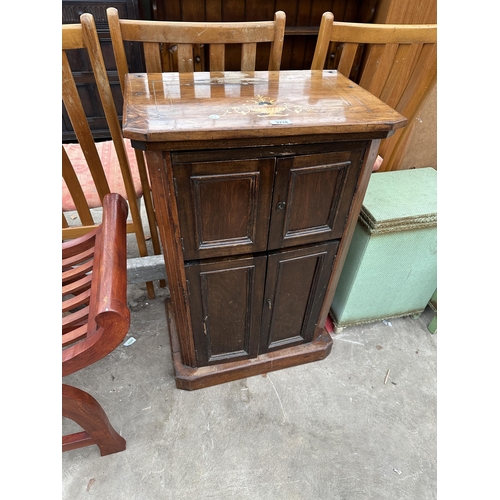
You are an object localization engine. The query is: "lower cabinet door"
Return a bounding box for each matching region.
[185,241,337,367]
[259,241,338,353]
[185,255,267,367]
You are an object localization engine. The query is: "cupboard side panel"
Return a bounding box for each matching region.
[144,150,196,366]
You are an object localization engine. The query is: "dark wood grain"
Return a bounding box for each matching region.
[144,150,197,367]
[125,69,406,389]
[260,242,338,352]
[173,157,275,260]
[185,255,267,366]
[268,148,364,250]
[166,298,333,391]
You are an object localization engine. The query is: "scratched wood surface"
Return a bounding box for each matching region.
[122,70,406,143]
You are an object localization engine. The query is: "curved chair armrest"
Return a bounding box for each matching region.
[63,194,130,377]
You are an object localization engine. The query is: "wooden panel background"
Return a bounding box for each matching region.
[150,0,379,70]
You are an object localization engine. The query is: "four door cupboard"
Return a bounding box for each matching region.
[122,69,406,390]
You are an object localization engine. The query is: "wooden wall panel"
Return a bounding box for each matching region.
[397,83,437,170]
[150,0,378,70]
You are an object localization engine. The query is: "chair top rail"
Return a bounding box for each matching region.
[115,14,285,44]
[330,21,437,45]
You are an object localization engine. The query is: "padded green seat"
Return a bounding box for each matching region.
[330,167,437,329]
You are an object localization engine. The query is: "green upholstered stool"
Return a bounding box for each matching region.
[330,167,437,330]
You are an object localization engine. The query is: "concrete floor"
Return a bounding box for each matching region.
[62,246,437,500]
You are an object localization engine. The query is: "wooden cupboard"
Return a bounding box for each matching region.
[175,146,360,366]
[122,70,406,389]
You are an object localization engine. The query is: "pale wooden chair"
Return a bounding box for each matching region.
[63,193,129,456]
[106,6,286,75]
[311,12,437,171]
[63,13,162,298]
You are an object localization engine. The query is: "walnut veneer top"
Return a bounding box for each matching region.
[122,70,407,143]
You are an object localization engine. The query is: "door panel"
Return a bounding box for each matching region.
[268,150,364,250]
[260,241,338,353]
[174,158,275,260]
[185,255,267,366]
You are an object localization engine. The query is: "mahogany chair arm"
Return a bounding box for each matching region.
[63,193,130,377]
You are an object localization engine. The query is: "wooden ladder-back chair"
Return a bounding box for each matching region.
[106,7,286,76]
[63,193,130,456]
[62,14,162,298]
[311,12,437,172]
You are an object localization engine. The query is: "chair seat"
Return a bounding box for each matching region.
[62,138,143,211]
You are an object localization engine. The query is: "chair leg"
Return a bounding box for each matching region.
[62,384,126,456]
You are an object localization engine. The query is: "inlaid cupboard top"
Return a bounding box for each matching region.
[122,70,406,143]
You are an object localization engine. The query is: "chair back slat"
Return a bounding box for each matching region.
[62,231,96,260]
[143,42,163,73]
[63,324,89,347]
[63,306,90,332]
[80,16,140,207]
[62,289,92,314]
[378,44,420,107]
[358,43,399,97]
[62,51,110,204]
[177,43,195,72]
[241,43,257,71]
[62,146,95,226]
[329,22,436,45]
[336,42,359,77]
[268,11,286,71]
[391,42,437,124]
[209,44,225,72]
[62,259,94,286]
[62,273,93,297]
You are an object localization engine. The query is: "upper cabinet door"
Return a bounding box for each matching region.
[268,149,365,250]
[173,157,275,260]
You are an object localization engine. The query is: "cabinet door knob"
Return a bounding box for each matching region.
[276,201,286,211]
[267,299,272,309]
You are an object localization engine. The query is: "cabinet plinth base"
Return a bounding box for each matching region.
[165,299,333,391]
